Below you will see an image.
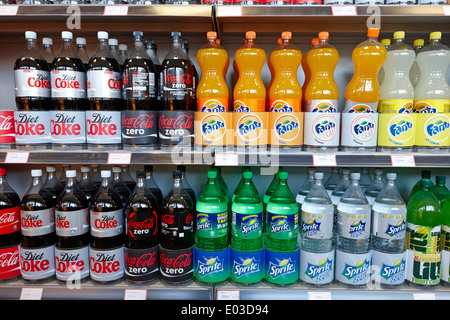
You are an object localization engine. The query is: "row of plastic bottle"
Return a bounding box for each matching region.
[4,0,446,4]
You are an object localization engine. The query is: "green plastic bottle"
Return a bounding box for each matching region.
[232,166,250,202]
[430,176,450,207]
[406,179,441,287]
[410,170,434,198]
[265,171,299,285]
[441,194,450,286]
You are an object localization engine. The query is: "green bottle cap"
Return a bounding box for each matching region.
[243,171,252,179]
[207,170,217,179]
[278,171,288,180]
[420,179,433,189]
[436,176,446,184]
[422,170,431,179]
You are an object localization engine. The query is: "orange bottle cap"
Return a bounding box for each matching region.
[281,31,292,39]
[277,38,282,45]
[367,28,380,38]
[311,38,319,46]
[245,31,256,39]
[216,39,221,45]
[207,31,217,39]
[318,31,329,40]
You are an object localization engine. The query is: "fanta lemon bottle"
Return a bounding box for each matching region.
[378,38,391,86]
[301,38,318,108]
[304,31,339,113]
[233,31,266,113]
[267,31,302,112]
[196,31,230,112]
[344,28,387,113]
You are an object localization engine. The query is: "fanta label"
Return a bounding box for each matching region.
[341,113,378,148]
[269,112,303,148]
[299,249,334,285]
[414,100,450,113]
[377,113,416,148]
[344,100,378,113]
[371,250,406,286]
[197,98,229,112]
[415,113,450,148]
[303,112,340,147]
[303,100,338,113]
[379,99,413,113]
[233,112,268,147]
[268,99,301,113]
[233,99,265,113]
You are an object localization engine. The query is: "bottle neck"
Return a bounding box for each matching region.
[134,36,146,53]
[173,177,182,194]
[81,172,91,182]
[94,38,110,57]
[314,178,323,186]
[430,38,441,45]
[32,176,43,188]
[113,172,122,181]
[101,177,110,189]
[394,38,404,45]
[47,172,57,180]
[58,38,76,58]
[386,179,396,187]
[66,177,76,189]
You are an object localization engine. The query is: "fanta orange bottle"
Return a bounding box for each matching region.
[233,31,266,112]
[344,28,387,113]
[267,31,302,112]
[301,38,318,108]
[304,32,339,113]
[267,37,282,104]
[196,31,230,112]
[216,38,230,81]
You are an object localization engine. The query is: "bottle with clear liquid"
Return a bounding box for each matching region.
[359,168,372,193]
[410,39,424,88]
[324,167,340,197]
[365,168,384,206]
[295,167,315,207]
[329,168,351,210]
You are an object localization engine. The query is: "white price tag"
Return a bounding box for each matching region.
[0,5,19,15]
[20,287,43,300]
[308,291,332,300]
[442,5,450,16]
[215,152,239,166]
[216,6,242,17]
[4,152,29,163]
[217,290,240,300]
[413,293,436,300]
[107,152,132,165]
[390,155,415,167]
[331,5,357,16]
[124,289,147,300]
[312,154,337,167]
[103,5,129,16]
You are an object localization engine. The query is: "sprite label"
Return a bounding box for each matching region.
[194,247,230,283]
[232,211,263,239]
[230,248,265,284]
[265,249,299,285]
[196,210,228,239]
[267,211,298,240]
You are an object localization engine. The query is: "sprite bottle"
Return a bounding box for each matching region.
[265,171,299,286]
[232,166,250,202]
[194,170,230,284]
[406,179,441,287]
[441,194,450,286]
[230,171,264,285]
[430,176,450,207]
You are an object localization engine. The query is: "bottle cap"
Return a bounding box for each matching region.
[119,44,127,51]
[46,165,56,173]
[367,28,380,38]
[341,168,351,174]
[278,171,288,180]
[311,38,319,46]
[66,170,77,178]
[318,31,329,40]
[393,31,405,40]
[133,31,144,37]
[171,31,182,39]
[112,166,122,173]
[245,31,256,39]
[436,176,446,184]
[374,168,383,175]
[61,31,73,40]
[80,165,90,173]
[420,179,432,189]
[144,165,153,172]
[351,172,360,180]
[177,165,186,172]
[76,37,86,45]
[314,172,323,180]
[108,38,118,46]
[243,171,252,179]
[422,170,431,178]
[386,173,396,180]
[207,31,217,39]
[207,171,217,179]
[277,38,282,45]
[42,37,53,45]
[136,170,145,179]
[101,170,111,178]
[430,31,441,40]
[97,31,108,40]
[173,170,182,178]
[380,39,391,47]
[25,31,37,40]
[0,168,6,176]
[413,39,424,47]
[307,167,315,173]
[281,31,292,40]
[31,169,42,177]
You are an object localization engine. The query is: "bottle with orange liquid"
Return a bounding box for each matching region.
[267,37,282,105]
[301,38,318,109]
[233,31,266,112]
[267,31,302,112]
[304,32,339,113]
[196,31,230,112]
[344,28,387,113]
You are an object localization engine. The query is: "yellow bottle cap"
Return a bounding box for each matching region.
[381,39,391,46]
[430,31,442,40]
[393,31,405,40]
[413,39,424,47]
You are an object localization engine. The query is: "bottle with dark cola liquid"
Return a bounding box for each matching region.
[42,37,55,70]
[108,38,123,69]
[160,170,194,284]
[118,44,128,69]
[90,170,124,284]
[177,165,197,204]
[20,169,56,282]
[0,168,21,282]
[43,165,64,203]
[144,165,163,208]
[55,169,91,282]
[145,39,163,111]
[121,165,136,192]
[112,166,131,209]
[124,170,160,284]
[91,164,102,189]
[58,164,71,188]
[79,165,99,206]
[181,38,199,99]
[76,37,90,72]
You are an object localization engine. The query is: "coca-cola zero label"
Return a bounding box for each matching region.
[121,110,158,146]
[89,246,124,282]
[14,110,51,145]
[0,206,20,236]
[19,244,56,281]
[87,70,122,99]
[159,245,193,283]
[55,246,90,281]
[20,208,55,237]
[0,111,16,144]
[14,69,51,98]
[51,70,86,99]
[50,111,86,144]
[90,209,123,238]
[0,245,20,280]
[55,208,89,237]
[161,67,194,100]
[86,111,121,145]
[124,245,159,282]
[158,110,194,146]
[126,209,158,240]
[161,207,194,239]
[122,67,156,100]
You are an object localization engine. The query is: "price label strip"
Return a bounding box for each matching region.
[312,154,337,167]
[103,5,129,16]
[124,289,147,300]
[216,289,240,300]
[331,5,357,16]
[215,152,239,166]
[390,155,415,167]
[20,287,43,300]
[4,151,29,164]
[107,152,132,165]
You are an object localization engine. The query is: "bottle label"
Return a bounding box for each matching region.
[340,112,379,148]
[122,67,155,100]
[265,248,299,285]
[229,248,264,283]
[233,99,265,113]
[55,245,90,281]
[87,70,122,99]
[377,113,416,148]
[158,110,195,147]
[337,208,371,240]
[19,244,56,281]
[197,98,229,113]
[0,111,15,144]
[371,250,406,286]
[55,208,90,237]
[372,209,406,241]
[50,110,87,144]
[303,112,340,147]
[344,100,378,113]
[194,247,230,283]
[267,210,298,240]
[415,113,450,147]
[0,245,20,280]
[299,249,335,285]
[443,225,450,251]
[414,100,450,113]
[0,206,20,236]
[14,110,51,145]
[405,249,441,286]
[20,208,55,236]
[161,207,194,239]
[301,209,333,240]
[125,208,158,240]
[335,249,372,286]
[232,210,263,240]
[268,99,301,113]
[89,245,124,282]
[162,67,194,101]
[378,99,413,113]
[406,222,441,254]
[159,245,193,284]
[90,209,123,238]
[14,69,51,98]
[51,70,86,99]
[124,245,159,283]
[303,99,338,113]
[196,210,228,239]
[121,110,158,146]
[441,249,450,283]
[294,0,321,3]
[86,110,122,145]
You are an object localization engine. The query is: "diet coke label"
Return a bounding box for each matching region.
[50,111,86,144]
[159,245,193,284]
[0,111,16,144]
[55,246,90,281]
[14,69,51,98]
[51,70,86,99]
[124,245,159,282]
[86,111,122,145]
[87,70,122,99]
[90,209,123,238]
[158,110,194,147]
[21,208,55,237]
[121,110,158,146]
[0,206,20,236]
[0,245,20,280]
[55,208,90,237]
[19,244,56,281]
[89,245,124,282]
[14,111,51,145]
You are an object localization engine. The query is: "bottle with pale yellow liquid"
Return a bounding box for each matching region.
[409,39,424,88]
[378,38,391,86]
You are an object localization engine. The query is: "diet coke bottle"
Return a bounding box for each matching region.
[124,170,160,284]
[51,31,88,150]
[0,168,21,282]
[55,170,91,282]
[90,170,124,283]
[20,169,56,282]
[79,165,99,207]
[14,31,52,150]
